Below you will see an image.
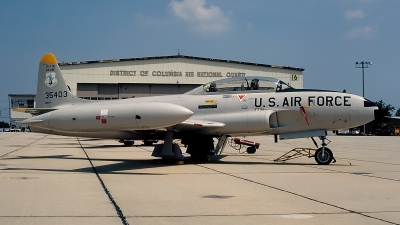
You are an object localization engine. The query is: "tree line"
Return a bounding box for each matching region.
[0,121,9,128]
[365,100,400,135]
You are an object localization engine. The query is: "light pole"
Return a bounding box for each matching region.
[355,61,372,134]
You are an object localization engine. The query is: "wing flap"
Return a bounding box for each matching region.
[180,120,225,128]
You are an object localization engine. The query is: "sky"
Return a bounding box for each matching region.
[1,0,399,122]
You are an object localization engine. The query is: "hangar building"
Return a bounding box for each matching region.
[8,54,304,128]
[59,55,304,99]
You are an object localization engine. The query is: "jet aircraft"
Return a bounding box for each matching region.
[19,53,378,165]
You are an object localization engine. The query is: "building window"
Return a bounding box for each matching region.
[27,100,34,108]
[11,99,31,108]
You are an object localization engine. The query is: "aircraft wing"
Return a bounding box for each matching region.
[174,120,225,132]
[13,107,58,115]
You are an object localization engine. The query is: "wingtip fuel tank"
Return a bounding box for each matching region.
[23,102,193,133]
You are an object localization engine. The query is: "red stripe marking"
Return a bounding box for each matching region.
[300,106,310,125]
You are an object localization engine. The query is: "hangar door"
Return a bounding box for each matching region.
[77,84,118,100]
[77,83,198,99]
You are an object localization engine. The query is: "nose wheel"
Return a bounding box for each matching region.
[314,147,333,165]
[313,136,336,165]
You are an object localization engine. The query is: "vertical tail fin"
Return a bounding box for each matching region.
[36,53,85,108]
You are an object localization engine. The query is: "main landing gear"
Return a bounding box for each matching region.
[118,139,134,146]
[151,131,184,160]
[183,136,216,160]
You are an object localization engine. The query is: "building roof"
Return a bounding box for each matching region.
[58,54,305,72]
[8,94,36,97]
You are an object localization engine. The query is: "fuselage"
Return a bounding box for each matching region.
[26,90,376,139]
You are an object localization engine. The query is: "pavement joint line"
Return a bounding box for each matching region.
[196,164,399,225]
[1,210,400,218]
[246,154,400,182]
[122,210,400,218]
[336,157,400,166]
[77,138,130,225]
[0,216,120,218]
[0,135,48,158]
[135,146,153,152]
[0,133,24,140]
[126,209,400,218]
[303,165,400,183]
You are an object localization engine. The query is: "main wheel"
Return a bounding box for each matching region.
[123,141,134,146]
[186,136,214,160]
[246,146,256,154]
[143,140,156,146]
[314,147,333,165]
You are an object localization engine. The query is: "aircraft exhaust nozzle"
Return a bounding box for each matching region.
[19,119,44,125]
[20,113,51,130]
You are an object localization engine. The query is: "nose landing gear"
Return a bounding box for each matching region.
[274,135,336,165]
[313,136,336,165]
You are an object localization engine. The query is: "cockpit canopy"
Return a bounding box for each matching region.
[185,76,294,95]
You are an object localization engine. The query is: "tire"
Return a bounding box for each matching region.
[189,153,209,160]
[246,146,256,154]
[143,140,154,146]
[314,147,333,165]
[186,136,214,160]
[123,141,134,146]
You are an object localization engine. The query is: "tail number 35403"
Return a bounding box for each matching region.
[44,91,68,99]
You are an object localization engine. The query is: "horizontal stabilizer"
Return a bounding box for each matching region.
[19,119,43,124]
[13,107,57,115]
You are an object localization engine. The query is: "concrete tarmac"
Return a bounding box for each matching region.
[0,132,399,225]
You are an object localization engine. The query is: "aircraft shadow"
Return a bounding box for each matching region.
[81,145,133,149]
[0,153,336,176]
[3,156,167,175]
